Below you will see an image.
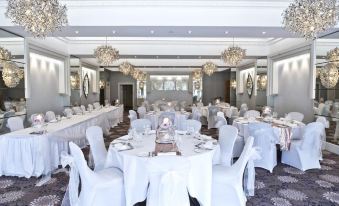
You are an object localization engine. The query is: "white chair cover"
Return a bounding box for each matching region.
[244,110,260,119]
[212,137,255,206]
[191,107,202,121]
[218,125,238,166]
[93,102,101,110]
[87,104,94,111]
[137,106,147,119]
[146,156,190,206]
[63,143,125,206]
[247,122,271,142]
[215,114,227,129]
[45,111,56,122]
[64,108,73,117]
[286,112,304,122]
[128,110,138,123]
[316,116,329,143]
[208,106,220,129]
[80,105,86,112]
[73,107,83,115]
[184,119,202,133]
[282,122,323,171]
[252,127,277,173]
[86,126,107,171]
[196,102,204,107]
[131,119,152,133]
[7,116,24,132]
[239,104,248,117]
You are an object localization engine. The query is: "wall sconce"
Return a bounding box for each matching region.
[70,73,80,89]
[139,81,145,89]
[99,80,105,89]
[257,74,267,90]
[230,79,237,90]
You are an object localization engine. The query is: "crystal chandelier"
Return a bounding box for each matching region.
[192,69,202,80]
[257,75,267,90]
[2,62,23,88]
[282,0,338,39]
[94,37,119,66]
[221,38,246,66]
[320,63,339,88]
[119,61,133,75]
[6,0,68,38]
[131,69,141,80]
[202,62,217,76]
[231,80,237,89]
[0,46,11,64]
[326,47,339,64]
[137,71,147,81]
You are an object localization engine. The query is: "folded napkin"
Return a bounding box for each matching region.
[49,119,57,123]
[119,135,130,141]
[202,141,215,149]
[113,143,130,151]
[200,135,212,141]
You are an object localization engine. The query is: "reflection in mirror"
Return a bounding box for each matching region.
[315,31,339,145]
[70,57,81,106]
[83,73,90,99]
[255,59,268,110]
[0,29,26,134]
[246,74,253,97]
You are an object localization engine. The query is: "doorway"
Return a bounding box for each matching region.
[120,84,133,110]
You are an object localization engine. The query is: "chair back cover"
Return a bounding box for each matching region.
[219,125,238,166]
[286,112,304,122]
[208,106,220,129]
[196,102,204,107]
[244,110,260,118]
[86,126,107,171]
[64,108,73,117]
[185,119,201,133]
[131,119,152,133]
[87,104,94,111]
[191,107,202,121]
[80,105,86,112]
[239,104,248,117]
[7,116,24,132]
[247,122,271,137]
[93,102,101,109]
[73,107,83,115]
[316,116,329,128]
[301,122,323,151]
[128,110,138,122]
[45,111,56,122]
[137,106,147,118]
[146,156,190,206]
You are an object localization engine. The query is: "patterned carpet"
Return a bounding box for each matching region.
[0,113,339,206]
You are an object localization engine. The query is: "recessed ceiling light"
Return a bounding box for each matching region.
[75,30,79,34]
[188,30,192,34]
[134,56,137,58]
[224,31,229,34]
[150,30,155,34]
[112,30,116,34]
[262,31,266,35]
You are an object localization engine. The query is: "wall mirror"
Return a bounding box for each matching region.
[246,73,253,98]
[70,57,81,106]
[83,73,90,99]
[255,59,268,110]
[314,31,339,145]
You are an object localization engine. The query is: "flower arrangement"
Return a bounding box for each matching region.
[159,117,172,129]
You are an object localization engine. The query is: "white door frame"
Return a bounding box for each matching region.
[118,82,135,109]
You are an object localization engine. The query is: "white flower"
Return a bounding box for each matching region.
[0,191,25,204]
[30,195,60,206]
[278,189,308,201]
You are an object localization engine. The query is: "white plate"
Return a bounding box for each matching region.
[49,119,57,123]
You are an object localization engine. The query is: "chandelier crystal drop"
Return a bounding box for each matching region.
[0,47,12,64]
[221,38,246,66]
[94,38,119,66]
[202,62,217,76]
[137,71,147,81]
[2,62,23,88]
[131,69,141,80]
[119,61,133,75]
[320,63,339,88]
[6,0,68,38]
[282,0,338,39]
[326,47,339,64]
[192,69,202,80]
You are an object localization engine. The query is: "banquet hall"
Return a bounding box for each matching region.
[0,0,339,205]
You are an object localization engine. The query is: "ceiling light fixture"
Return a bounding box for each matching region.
[119,61,133,75]
[202,62,217,76]
[0,46,12,64]
[192,69,203,80]
[6,0,68,38]
[2,62,24,88]
[231,79,237,90]
[326,47,339,64]
[320,63,339,88]
[94,37,119,66]
[221,37,246,66]
[282,0,338,39]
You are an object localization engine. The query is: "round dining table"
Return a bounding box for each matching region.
[104,132,220,206]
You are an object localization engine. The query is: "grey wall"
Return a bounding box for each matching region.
[230,72,237,106]
[202,70,230,105]
[109,71,137,107]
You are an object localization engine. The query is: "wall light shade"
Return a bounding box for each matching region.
[231,79,237,89]
[257,74,267,90]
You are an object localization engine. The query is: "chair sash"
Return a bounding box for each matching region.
[61,152,79,206]
[244,147,261,197]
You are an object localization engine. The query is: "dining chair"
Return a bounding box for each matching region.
[88,104,94,111]
[215,112,227,129]
[281,122,323,171]
[66,143,125,206]
[93,102,101,110]
[208,106,220,129]
[239,104,248,117]
[131,119,152,133]
[73,106,83,115]
[7,116,24,132]
[86,126,107,171]
[244,110,260,119]
[252,127,277,173]
[247,122,271,142]
[218,125,238,166]
[128,110,138,124]
[185,119,202,133]
[146,156,190,206]
[212,137,254,206]
[286,112,304,122]
[64,108,73,117]
[137,106,147,118]
[45,111,56,122]
[80,105,86,112]
[191,107,202,122]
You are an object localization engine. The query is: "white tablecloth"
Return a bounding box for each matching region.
[144,111,190,130]
[0,105,123,178]
[105,134,220,206]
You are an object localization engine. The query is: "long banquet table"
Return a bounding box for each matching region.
[105,133,220,206]
[0,105,123,178]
